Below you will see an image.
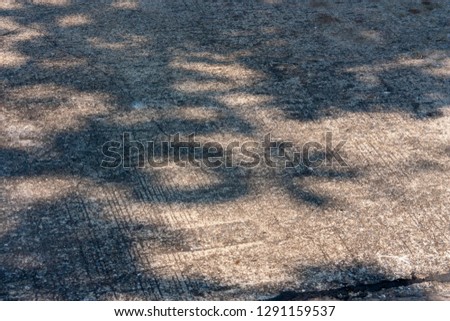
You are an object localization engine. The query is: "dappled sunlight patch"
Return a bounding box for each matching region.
[0,2,24,9]
[88,36,128,50]
[111,0,140,10]
[6,84,71,102]
[57,14,92,28]
[188,51,235,62]
[263,0,283,4]
[87,35,150,50]
[9,27,45,42]
[218,93,272,108]
[126,34,151,44]
[2,123,45,148]
[148,166,224,191]
[355,73,381,88]
[359,30,384,43]
[426,58,450,77]
[261,26,282,35]
[170,59,264,81]
[7,84,109,108]
[105,108,159,125]
[4,176,77,203]
[0,50,28,68]
[1,253,44,271]
[0,17,46,43]
[347,53,450,75]
[398,57,431,68]
[192,132,255,147]
[0,20,44,68]
[32,0,70,6]
[175,80,236,93]
[172,52,264,97]
[265,38,289,47]
[62,92,111,112]
[39,57,88,69]
[254,108,286,129]
[4,84,111,132]
[0,17,23,32]
[346,60,419,74]
[39,93,111,130]
[217,93,274,130]
[346,55,439,74]
[103,106,224,130]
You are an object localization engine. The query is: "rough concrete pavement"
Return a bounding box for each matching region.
[1,0,449,300]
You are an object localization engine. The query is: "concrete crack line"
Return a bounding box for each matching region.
[268,272,450,301]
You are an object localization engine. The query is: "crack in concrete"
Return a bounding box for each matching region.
[268,272,450,300]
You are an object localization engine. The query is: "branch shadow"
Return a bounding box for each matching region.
[1,0,449,300]
[0,195,232,300]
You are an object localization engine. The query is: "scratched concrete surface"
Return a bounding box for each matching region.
[1,0,449,300]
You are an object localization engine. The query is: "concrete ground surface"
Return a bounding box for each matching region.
[1,0,449,300]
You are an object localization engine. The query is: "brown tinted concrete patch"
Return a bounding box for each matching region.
[1,0,450,300]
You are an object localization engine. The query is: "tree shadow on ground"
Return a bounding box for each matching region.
[0,195,232,300]
[1,0,449,300]
[1,1,448,120]
[1,199,444,300]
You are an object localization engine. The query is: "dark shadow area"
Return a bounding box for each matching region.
[1,0,449,300]
[1,1,448,119]
[0,115,253,204]
[0,195,231,300]
[2,195,446,300]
